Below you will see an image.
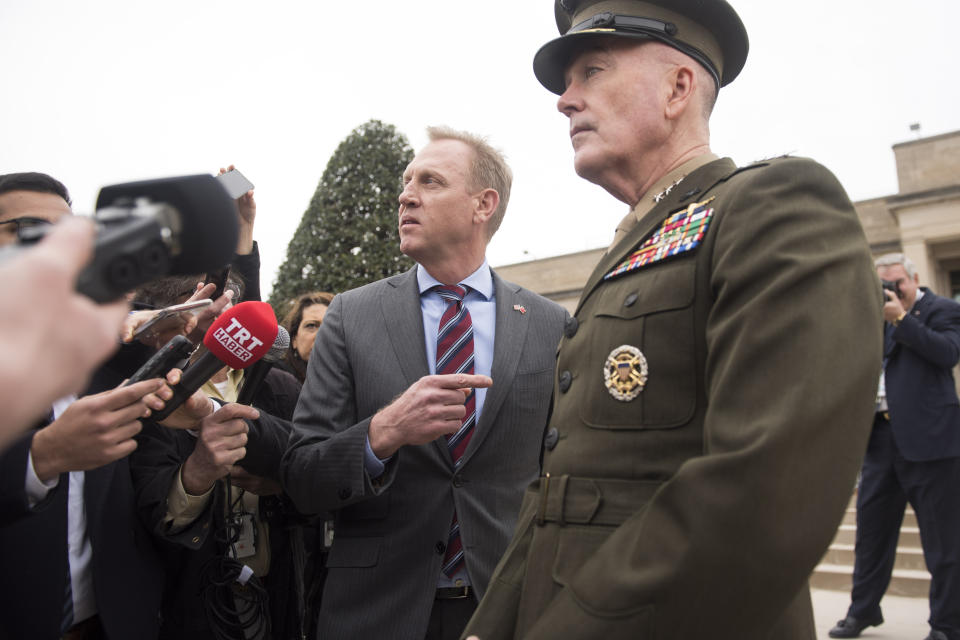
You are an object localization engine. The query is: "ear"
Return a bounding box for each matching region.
[664,64,696,120]
[473,188,499,225]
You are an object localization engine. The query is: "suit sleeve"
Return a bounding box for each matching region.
[0,431,64,526]
[129,420,217,548]
[525,158,884,638]
[231,241,261,303]
[241,410,295,479]
[274,293,398,515]
[892,300,960,369]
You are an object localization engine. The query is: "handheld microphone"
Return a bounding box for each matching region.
[124,335,196,387]
[150,301,278,423]
[235,326,290,406]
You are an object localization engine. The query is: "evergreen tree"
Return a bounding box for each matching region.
[269,120,414,313]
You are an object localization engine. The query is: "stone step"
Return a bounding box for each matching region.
[822,543,927,572]
[811,563,931,598]
[833,524,921,548]
[841,508,917,528]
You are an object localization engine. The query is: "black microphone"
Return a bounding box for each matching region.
[124,335,196,386]
[150,302,278,423]
[235,326,290,406]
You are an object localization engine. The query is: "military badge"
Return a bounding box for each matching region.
[604,345,648,402]
[604,197,716,280]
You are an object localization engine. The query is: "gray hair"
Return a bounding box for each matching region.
[426,125,512,239]
[874,253,916,279]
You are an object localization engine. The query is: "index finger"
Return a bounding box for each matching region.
[434,374,493,390]
[212,402,260,422]
[106,378,166,408]
[186,282,216,303]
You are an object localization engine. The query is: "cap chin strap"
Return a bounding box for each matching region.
[569,12,721,89]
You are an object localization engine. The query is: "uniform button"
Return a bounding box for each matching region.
[624,292,638,307]
[192,536,201,544]
[338,487,352,500]
[543,427,559,451]
[452,475,464,488]
[558,371,572,393]
[564,316,579,339]
[435,541,446,555]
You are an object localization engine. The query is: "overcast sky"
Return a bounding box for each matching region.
[2,1,957,298]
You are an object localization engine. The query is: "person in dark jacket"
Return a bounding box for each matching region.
[830,253,960,640]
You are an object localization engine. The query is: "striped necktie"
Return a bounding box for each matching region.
[434,284,475,577]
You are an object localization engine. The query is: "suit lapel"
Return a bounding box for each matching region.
[84,460,118,536]
[458,272,528,468]
[911,288,933,323]
[380,268,430,387]
[380,268,456,465]
[575,158,738,316]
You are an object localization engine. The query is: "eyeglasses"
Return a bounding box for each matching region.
[0,216,53,240]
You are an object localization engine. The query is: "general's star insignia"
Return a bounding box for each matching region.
[604,345,648,402]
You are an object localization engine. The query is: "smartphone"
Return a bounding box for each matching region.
[132,299,214,339]
[204,267,231,302]
[216,169,255,199]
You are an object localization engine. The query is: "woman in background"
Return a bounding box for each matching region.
[278,291,334,383]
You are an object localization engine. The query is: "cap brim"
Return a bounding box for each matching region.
[533,30,653,95]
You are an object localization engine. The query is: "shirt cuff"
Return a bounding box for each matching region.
[363,437,392,479]
[24,448,59,508]
[164,465,214,533]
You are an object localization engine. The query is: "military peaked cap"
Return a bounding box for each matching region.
[534,0,749,94]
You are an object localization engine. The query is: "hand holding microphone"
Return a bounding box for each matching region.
[149,301,279,424]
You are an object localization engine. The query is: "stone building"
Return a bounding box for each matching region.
[496,129,960,310]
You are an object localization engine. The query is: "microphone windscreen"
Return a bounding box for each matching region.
[95,174,239,274]
[202,301,278,370]
[263,326,290,363]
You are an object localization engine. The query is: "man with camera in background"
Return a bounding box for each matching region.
[830,253,960,640]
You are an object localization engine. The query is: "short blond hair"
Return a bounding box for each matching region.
[426,125,512,238]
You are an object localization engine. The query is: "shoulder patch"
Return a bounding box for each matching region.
[604,198,716,280]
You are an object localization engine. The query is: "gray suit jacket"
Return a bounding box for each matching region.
[276,266,567,640]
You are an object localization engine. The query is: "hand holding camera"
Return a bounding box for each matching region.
[880,279,907,324]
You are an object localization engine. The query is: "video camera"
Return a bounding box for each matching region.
[10,174,239,303]
[881,279,902,301]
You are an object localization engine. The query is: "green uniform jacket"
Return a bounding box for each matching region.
[463,157,883,640]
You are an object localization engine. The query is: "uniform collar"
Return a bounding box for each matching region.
[607,152,719,252]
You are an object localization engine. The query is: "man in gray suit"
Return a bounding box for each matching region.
[269,126,568,640]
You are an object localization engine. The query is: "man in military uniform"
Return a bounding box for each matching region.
[463,1,882,639]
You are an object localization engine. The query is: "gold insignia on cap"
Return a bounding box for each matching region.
[604,345,648,401]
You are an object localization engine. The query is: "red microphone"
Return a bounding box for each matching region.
[150,301,278,422]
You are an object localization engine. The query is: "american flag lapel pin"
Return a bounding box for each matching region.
[513,304,526,314]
